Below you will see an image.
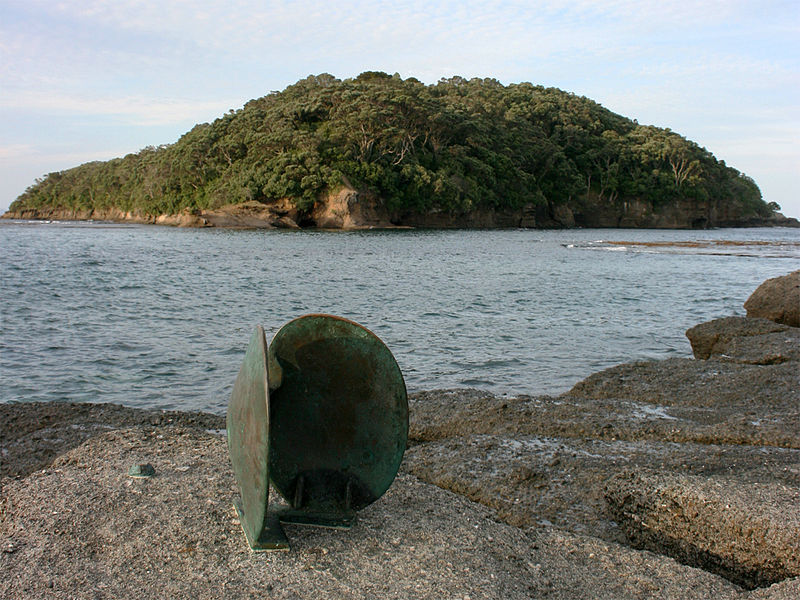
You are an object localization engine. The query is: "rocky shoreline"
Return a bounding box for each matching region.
[1,272,798,598]
[3,189,799,230]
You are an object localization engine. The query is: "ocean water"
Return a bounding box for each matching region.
[1,221,798,414]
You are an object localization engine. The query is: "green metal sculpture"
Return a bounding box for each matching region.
[227,315,408,551]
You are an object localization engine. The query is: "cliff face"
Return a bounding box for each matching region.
[389,194,797,229]
[2,200,298,229]
[309,187,395,229]
[3,190,796,229]
[564,195,798,229]
[1,205,209,227]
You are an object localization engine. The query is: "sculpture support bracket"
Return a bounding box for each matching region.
[233,500,289,552]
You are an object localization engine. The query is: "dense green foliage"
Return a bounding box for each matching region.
[10,72,769,218]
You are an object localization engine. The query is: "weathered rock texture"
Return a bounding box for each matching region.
[0,401,224,479]
[2,275,799,598]
[403,300,799,593]
[685,317,792,360]
[744,270,800,327]
[1,422,748,600]
[309,187,395,229]
[604,471,800,589]
[0,206,212,227]
[5,193,799,230]
[200,198,301,229]
[566,196,799,229]
[1,199,300,230]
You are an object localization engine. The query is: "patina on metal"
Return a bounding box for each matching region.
[226,326,289,551]
[127,464,155,478]
[267,315,408,529]
[226,315,408,551]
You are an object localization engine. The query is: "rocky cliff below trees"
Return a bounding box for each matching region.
[4,72,796,230]
[4,187,797,230]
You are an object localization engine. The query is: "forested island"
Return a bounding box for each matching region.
[4,72,795,229]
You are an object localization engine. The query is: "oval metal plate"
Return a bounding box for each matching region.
[267,314,408,513]
[226,326,287,550]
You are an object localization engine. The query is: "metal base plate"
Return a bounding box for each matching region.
[233,500,289,552]
[277,507,356,530]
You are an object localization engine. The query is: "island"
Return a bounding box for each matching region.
[3,72,797,229]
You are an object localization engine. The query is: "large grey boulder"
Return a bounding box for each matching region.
[744,270,800,327]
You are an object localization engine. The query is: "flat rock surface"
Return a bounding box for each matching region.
[564,358,798,447]
[604,471,800,588]
[1,426,745,600]
[0,401,225,479]
[402,316,799,594]
[404,432,800,543]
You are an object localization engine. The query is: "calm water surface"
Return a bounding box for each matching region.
[1,221,798,414]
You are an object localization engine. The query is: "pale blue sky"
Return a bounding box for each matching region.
[1,0,798,217]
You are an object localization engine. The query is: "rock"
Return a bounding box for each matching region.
[707,326,799,365]
[764,212,800,228]
[748,577,800,599]
[685,316,791,360]
[0,401,224,479]
[310,186,395,229]
[564,357,799,448]
[201,199,289,228]
[273,216,301,229]
[155,210,210,227]
[0,426,744,600]
[552,203,575,227]
[404,432,800,544]
[568,196,737,229]
[518,202,537,227]
[744,270,800,327]
[604,471,800,589]
[412,374,800,447]
[568,310,799,450]
[6,195,799,230]
[392,205,525,228]
[405,382,800,550]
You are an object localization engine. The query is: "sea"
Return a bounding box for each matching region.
[1,221,798,415]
